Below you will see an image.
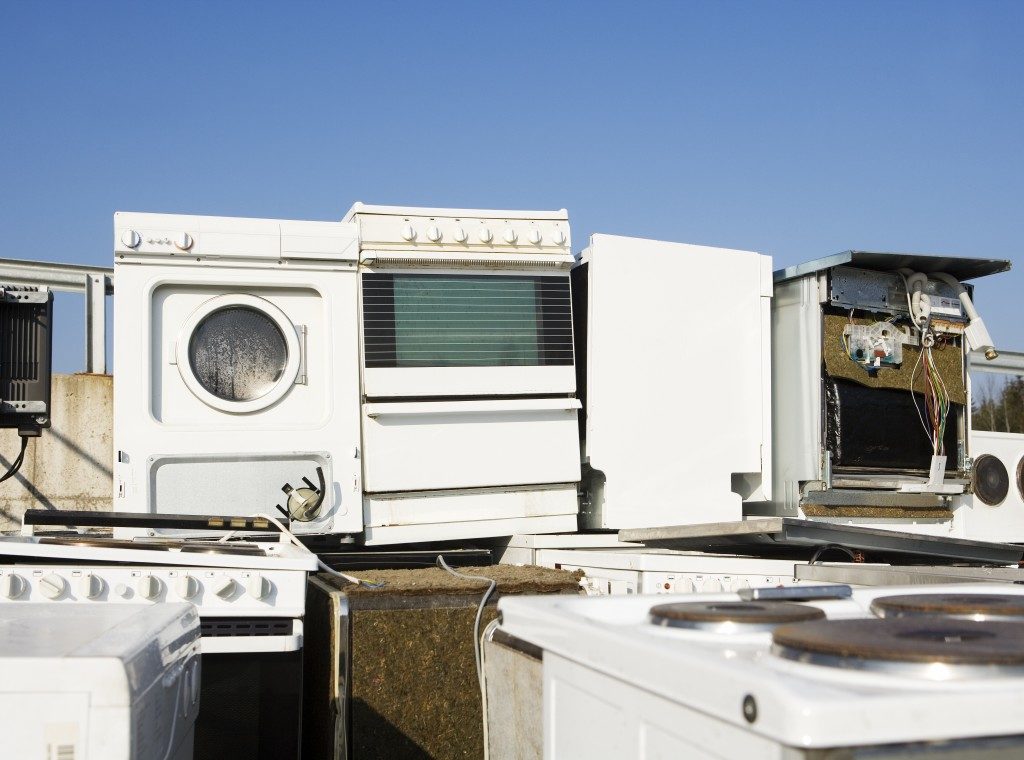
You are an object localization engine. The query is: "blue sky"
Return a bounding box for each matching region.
[1,1,1022,372]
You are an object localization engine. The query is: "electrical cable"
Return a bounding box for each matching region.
[809,544,858,564]
[434,554,497,758]
[253,512,384,588]
[0,435,29,484]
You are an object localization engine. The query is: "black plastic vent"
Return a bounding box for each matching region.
[200,617,294,637]
[0,286,52,431]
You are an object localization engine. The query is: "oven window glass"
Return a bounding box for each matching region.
[362,273,573,368]
[188,306,289,401]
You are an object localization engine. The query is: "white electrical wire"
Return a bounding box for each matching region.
[479,617,500,760]
[253,513,384,588]
[435,555,497,759]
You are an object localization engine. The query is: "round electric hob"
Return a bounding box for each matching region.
[772,617,1024,678]
[649,601,825,633]
[871,593,1024,622]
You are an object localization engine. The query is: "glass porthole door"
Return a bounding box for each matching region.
[176,294,302,413]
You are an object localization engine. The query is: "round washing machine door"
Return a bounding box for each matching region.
[176,294,302,413]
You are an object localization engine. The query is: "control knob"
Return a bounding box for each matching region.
[79,573,104,600]
[137,575,162,600]
[247,574,272,600]
[214,578,237,599]
[1,574,26,599]
[425,225,442,242]
[121,230,141,249]
[400,224,416,242]
[453,226,468,243]
[39,573,67,600]
[503,227,518,244]
[176,575,200,600]
[528,228,542,245]
[175,232,194,251]
[478,227,493,243]
[551,229,567,246]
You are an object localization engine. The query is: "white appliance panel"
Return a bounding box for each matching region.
[361,399,581,492]
[959,429,1024,541]
[579,234,773,530]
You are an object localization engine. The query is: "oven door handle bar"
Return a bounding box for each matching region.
[21,509,279,532]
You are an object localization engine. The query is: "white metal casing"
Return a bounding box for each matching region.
[113,212,363,536]
[345,204,581,544]
[577,234,773,529]
[0,603,201,760]
[529,548,806,596]
[957,430,1024,541]
[498,584,1024,758]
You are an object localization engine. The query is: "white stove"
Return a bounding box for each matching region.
[496,584,1024,758]
[0,531,317,759]
[0,535,314,654]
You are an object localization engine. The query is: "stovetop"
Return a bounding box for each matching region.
[0,533,318,571]
[497,583,1024,749]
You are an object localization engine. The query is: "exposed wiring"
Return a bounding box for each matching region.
[253,512,384,588]
[0,435,29,484]
[435,554,497,758]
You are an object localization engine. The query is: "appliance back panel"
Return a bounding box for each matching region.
[825,378,960,471]
[0,288,52,429]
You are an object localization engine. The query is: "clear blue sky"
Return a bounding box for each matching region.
[1,1,1022,372]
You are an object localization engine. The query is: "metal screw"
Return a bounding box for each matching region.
[742,694,757,723]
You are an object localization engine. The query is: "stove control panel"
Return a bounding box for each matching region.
[0,566,306,617]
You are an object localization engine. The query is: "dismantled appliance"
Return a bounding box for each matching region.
[4,510,319,760]
[573,234,773,529]
[342,203,580,544]
[764,250,1011,536]
[520,547,804,595]
[0,603,201,760]
[113,212,363,537]
[492,583,1024,759]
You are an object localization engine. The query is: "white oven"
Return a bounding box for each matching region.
[344,205,582,544]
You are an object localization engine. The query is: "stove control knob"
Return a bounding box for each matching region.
[704,578,723,592]
[247,575,272,601]
[214,578,237,599]
[478,227,493,244]
[137,575,162,600]
[400,224,416,242]
[551,229,567,246]
[528,228,542,245]
[175,232,194,251]
[121,229,141,249]
[1,574,26,599]
[502,227,518,244]
[115,583,131,598]
[80,574,104,600]
[39,573,67,600]
[453,226,468,243]
[176,575,200,600]
[425,225,442,242]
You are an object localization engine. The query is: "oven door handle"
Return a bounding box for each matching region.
[364,398,581,418]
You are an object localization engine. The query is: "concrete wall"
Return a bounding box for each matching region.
[0,373,112,532]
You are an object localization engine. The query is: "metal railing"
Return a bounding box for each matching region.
[0,257,113,374]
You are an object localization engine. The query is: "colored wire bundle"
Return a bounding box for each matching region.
[910,339,951,455]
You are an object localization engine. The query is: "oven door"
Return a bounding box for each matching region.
[360,270,575,398]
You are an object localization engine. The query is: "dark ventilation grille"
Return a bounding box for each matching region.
[362,273,574,368]
[0,287,52,430]
[200,617,294,637]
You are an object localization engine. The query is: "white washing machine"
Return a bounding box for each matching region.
[113,212,362,536]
